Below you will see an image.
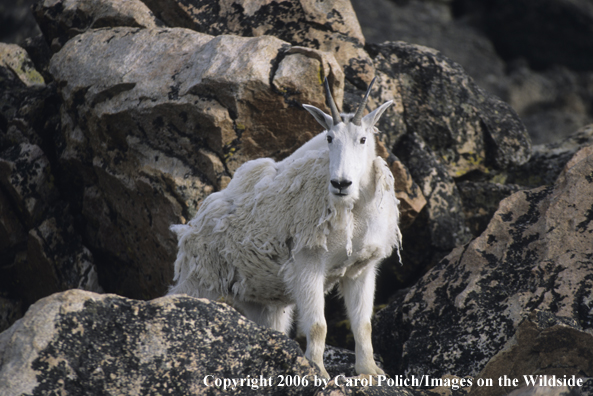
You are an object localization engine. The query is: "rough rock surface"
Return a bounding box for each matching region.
[363,41,532,285]
[373,145,593,379]
[369,41,531,175]
[140,0,375,87]
[375,140,426,231]
[0,42,54,152]
[0,43,58,150]
[388,157,427,231]
[0,290,322,396]
[471,310,593,396]
[351,0,593,146]
[0,143,58,226]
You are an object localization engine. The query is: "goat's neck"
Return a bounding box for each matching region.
[354,151,379,210]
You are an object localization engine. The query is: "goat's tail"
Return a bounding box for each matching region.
[170,224,188,239]
[169,223,193,283]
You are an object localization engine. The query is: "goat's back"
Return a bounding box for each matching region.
[171,151,332,302]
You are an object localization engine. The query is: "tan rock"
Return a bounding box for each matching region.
[0,43,44,87]
[141,0,375,85]
[389,158,427,230]
[375,139,426,229]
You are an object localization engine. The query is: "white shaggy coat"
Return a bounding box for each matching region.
[169,99,401,378]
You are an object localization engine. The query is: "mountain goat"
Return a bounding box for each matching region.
[169,78,402,378]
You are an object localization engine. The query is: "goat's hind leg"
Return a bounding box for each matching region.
[340,262,385,376]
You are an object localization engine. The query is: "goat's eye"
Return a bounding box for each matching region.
[360,137,366,144]
[327,136,333,143]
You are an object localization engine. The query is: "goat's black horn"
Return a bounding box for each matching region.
[324,77,342,125]
[351,77,376,126]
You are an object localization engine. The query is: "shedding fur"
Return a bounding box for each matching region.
[169,79,402,378]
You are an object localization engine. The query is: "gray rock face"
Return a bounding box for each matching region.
[359,41,532,280]
[0,43,44,87]
[373,145,593,379]
[388,132,471,287]
[369,41,531,175]
[0,43,52,150]
[0,290,321,396]
[0,143,58,226]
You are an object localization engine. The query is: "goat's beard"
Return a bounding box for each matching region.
[327,194,355,255]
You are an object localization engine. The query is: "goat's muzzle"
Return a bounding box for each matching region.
[330,179,352,196]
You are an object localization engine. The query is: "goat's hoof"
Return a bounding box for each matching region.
[317,366,330,380]
[356,363,385,376]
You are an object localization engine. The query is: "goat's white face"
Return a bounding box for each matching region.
[325,119,374,200]
[303,78,393,202]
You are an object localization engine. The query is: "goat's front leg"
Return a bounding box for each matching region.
[284,251,330,379]
[340,262,385,376]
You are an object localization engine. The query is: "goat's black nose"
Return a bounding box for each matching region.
[331,179,352,189]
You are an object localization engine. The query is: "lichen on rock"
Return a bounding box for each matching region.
[374,145,593,379]
[0,290,322,396]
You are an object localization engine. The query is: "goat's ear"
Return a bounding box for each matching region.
[303,104,334,131]
[362,100,394,131]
